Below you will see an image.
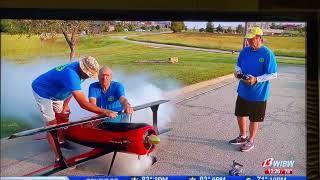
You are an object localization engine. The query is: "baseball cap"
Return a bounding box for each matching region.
[245,27,263,39]
[79,56,99,78]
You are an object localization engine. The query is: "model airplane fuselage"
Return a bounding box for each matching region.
[8,100,169,176]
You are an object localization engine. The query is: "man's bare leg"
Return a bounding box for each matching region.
[55,112,70,144]
[237,116,247,137]
[240,121,258,152]
[249,122,259,142]
[46,120,61,160]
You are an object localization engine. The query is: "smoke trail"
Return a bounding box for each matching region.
[1,58,66,126]
[92,152,155,176]
[1,59,179,128]
[1,58,179,175]
[109,153,155,176]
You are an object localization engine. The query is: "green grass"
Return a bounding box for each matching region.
[76,36,237,85]
[1,34,69,63]
[128,32,306,58]
[1,117,31,138]
[277,58,305,65]
[2,33,304,85]
[1,33,304,135]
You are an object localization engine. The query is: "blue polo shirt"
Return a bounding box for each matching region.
[32,62,83,100]
[88,81,125,112]
[237,46,277,101]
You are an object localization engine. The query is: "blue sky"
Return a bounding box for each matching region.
[184,21,306,29]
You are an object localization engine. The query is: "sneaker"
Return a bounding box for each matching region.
[229,135,248,145]
[151,156,157,165]
[240,141,254,152]
[59,141,74,150]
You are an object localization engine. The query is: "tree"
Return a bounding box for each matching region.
[1,19,29,34]
[155,25,160,30]
[115,23,124,32]
[101,25,109,33]
[128,24,136,31]
[227,27,232,33]
[60,21,98,61]
[199,28,205,32]
[100,21,110,33]
[150,26,156,31]
[1,20,101,61]
[216,24,223,33]
[206,21,214,32]
[236,24,244,34]
[170,21,185,33]
[141,26,147,30]
[270,22,276,29]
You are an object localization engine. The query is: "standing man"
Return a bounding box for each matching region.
[229,27,278,152]
[32,56,118,162]
[88,66,133,123]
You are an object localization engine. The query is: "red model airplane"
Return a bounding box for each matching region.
[8,100,169,176]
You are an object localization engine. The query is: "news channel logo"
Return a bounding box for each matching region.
[262,158,295,175]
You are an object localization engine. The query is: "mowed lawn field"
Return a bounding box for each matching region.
[1,33,305,86]
[2,34,236,85]
[1,33,305,137]
[128,32,306,58]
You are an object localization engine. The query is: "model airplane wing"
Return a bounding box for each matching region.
[8,100,169,139]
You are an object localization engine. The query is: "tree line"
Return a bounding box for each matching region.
[1,20,168,61]
[199,22,245,34]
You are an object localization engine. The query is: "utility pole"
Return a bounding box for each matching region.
[243,22,248,48]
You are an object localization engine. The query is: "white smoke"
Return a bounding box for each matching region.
[1,58,67,126]
[1,58,179,175]
[96,153,155,176]
[1,58,178,129]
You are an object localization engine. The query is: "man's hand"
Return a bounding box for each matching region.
[244,75,257,85]
[124,103,133,115]
[119,97,133,115]
[103,110,118,118]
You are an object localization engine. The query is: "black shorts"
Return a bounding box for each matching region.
[235,95,267,122]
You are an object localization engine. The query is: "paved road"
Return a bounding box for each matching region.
[113,36,305,61]
[144,64,305,176]
[0,64,305,176]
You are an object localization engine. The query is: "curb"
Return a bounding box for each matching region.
[164,73,235,99]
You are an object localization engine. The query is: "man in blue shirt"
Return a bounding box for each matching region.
[229,27,278,152]
[32,56,118,163]
[88,66,133,123]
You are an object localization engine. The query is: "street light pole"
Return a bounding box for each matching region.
[243,22,248,48]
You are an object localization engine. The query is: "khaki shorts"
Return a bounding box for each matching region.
[33,91,64,123]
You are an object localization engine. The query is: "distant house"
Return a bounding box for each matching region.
[282,24,303,30]
[247,22,271,30]
[247,22,284,36]
[263,29,284,36]
[108,25,115,32]
[80,31,86,36]
[222,26,237,34]
[154,21,171,28]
